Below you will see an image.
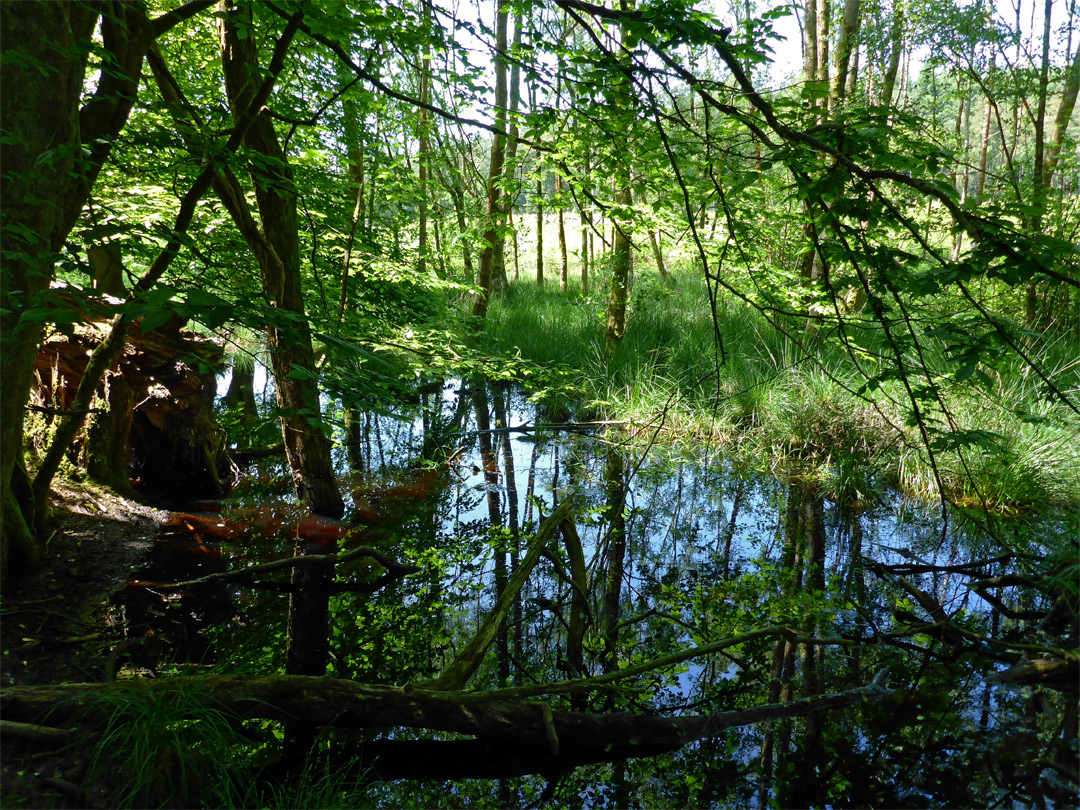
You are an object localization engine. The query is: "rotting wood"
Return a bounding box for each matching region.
[31,291,232,501]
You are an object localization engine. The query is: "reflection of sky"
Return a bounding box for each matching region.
[217,370,1069,701]
[221,370,1057,620]
[200,375,1069,806]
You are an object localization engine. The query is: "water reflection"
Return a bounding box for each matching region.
[118,379,1077,807]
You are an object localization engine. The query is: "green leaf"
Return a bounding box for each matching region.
[139,308,174,334]
[954,362,977,383]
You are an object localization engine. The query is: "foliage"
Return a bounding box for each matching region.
[2,0,1078,805]
[73,684,249,808]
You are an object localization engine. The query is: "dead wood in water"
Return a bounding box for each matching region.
[424,498,576,691]
[131,545,419,590]
[1,669,893,778]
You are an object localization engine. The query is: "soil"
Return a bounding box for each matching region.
[1,476,169,808]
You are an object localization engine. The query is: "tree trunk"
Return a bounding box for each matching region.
[1027,0,1054,331]
[219,1,344,518]
[976,51,997,200]
[339,88,366,331]
[582,220,591,292]
[846,40,860,99]
[536,172,545,286]
[816,0,830,98]
[283,542,335,759]
[492,9,523,293]
[880,7,904,108]
[0,1,144,578]
[606,187,632,352]
[417,0,433,277]
[649,228,667,280]
[580,155,591,292]
[830,0,861,109]
[604,5,636,353]
[1044,41,1080,185]
[473,0,510,319]
[558,177,569,290]
[802,0,818,104]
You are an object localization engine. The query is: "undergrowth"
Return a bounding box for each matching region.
[71,684,246,808]
[58,684,373,809]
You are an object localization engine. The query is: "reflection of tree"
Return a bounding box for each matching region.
[602,444,628,678]
[93,401,1079,801]
[471,381,509,685]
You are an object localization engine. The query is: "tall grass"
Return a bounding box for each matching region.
[67,684,376,809]
[74,684,247,808]
[478,269,1080,511]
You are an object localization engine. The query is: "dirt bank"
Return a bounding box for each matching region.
[1,479,167,807]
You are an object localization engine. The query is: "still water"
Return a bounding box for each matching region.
[120,379,1078,808]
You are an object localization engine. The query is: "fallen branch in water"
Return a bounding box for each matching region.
[423,498,576,691]
[1,668,893,778]
[131,545,419,590]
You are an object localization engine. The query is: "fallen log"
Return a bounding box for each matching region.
[0,720,74,746]
[1,669,892,765]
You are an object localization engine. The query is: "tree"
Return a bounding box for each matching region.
[417,0,434,278]
[491,7,525,292]
[0,0,212,579]
[473,0,511,319]
[604,2,637,353]
[831,0,862,108]
[218,1,344,518]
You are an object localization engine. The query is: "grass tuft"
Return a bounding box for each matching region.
[72,684,247,809]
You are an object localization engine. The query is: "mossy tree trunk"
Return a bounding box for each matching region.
[1,668,894,779]
[0,1,135,578]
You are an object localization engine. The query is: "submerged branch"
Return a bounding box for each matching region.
[131,546,419,590]
[425,498,577,690]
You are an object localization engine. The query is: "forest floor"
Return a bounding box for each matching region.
[1,479,168,808]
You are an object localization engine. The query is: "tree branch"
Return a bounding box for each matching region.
[131,546,419,590]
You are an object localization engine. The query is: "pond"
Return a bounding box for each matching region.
[117,379,1079,808]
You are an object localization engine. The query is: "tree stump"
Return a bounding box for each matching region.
[32,291,233,502]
